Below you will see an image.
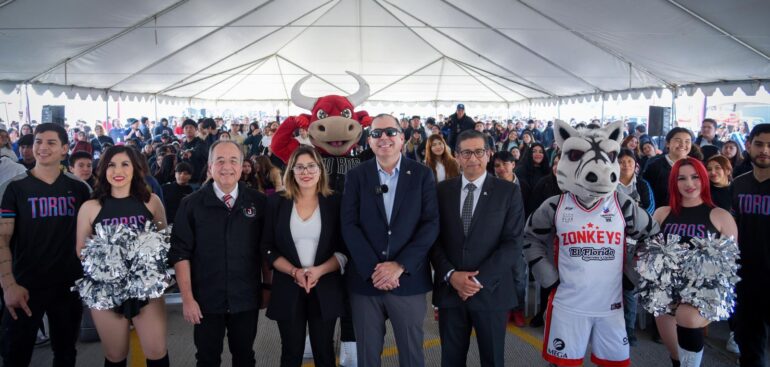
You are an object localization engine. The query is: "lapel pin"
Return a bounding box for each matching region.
[406,170,411,175]
[483,192,488,196]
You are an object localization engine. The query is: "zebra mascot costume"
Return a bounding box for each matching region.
[523,120,659,367]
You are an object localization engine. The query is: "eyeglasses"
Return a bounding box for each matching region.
[292,163,320,174]
[458,149,487,159]
[369,127,401,139]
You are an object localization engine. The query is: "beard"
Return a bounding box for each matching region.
[750,152,770,169]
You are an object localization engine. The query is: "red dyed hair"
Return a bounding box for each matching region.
[668,157,714,215]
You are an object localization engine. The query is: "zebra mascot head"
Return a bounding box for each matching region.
[554,120,625,204]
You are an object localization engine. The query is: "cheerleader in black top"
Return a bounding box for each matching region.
[75,146,169,367]
[651,157,737,367]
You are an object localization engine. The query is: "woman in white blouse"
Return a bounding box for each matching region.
[261,146,346,367]
[424,134,460,184]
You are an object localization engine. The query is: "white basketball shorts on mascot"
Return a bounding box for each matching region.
[523,120,659,367]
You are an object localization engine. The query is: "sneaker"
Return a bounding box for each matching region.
[339,341,358,367]
[303,335,313,359]
[626,328,638,347]
[726,332,740,355]
[511,310,526,328]
[529,312,544,328]
[34,332,49,346]
[628,335,638,347]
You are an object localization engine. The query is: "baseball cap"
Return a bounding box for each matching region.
[457,104,465,110]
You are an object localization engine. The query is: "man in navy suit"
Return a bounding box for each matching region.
[341,113,439,367]
[431,129,525,367]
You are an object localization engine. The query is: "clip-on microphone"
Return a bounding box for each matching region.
[374,184,389,195]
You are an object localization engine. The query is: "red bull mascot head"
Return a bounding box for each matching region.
[271,71,372,162]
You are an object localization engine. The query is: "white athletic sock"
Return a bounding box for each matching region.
[676,346,703,367]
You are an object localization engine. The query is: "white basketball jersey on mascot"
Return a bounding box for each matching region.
[523,120,659,367]
[553,192,625,316]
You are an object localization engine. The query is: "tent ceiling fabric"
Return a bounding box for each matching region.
[1,0,769,103]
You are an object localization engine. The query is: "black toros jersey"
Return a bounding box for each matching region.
[661,204,719,242]
[93,195,154,230]
[0,171,90,289]
[321,155,364,192]
[731,172,770,286]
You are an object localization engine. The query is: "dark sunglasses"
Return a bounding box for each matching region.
[369,127,401,139]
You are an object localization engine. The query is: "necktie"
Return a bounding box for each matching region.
[223,194,233,209]
[462,183,476,235]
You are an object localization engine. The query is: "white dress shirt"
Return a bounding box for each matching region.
[213,181,239,204]
[460,172,487,217]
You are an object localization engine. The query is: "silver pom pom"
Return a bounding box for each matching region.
[80,225,134,283]
[636,233,740,321]
[636,234,688,316]
[678,234,740,321]
[126,222,173,300]
[73,222,174,310]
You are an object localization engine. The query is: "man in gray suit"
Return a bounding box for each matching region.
[431,129,525,367]
[341,114,440,367]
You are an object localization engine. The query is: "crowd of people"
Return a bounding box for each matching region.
[0,103,768,367]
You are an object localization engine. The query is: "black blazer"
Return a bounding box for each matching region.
[261,193,345,321]
[431,175,525,311]
[341,157,440,296]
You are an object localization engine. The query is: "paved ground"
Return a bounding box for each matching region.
[24,294,753,367]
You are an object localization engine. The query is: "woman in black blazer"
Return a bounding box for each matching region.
[261,146,346,367]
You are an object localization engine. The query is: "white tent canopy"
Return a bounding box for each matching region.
[1,0,769,104]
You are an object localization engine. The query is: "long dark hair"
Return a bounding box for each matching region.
[93,145,151,204]
[722,140,743,168]
[424,134,460,181]
[254,155,278,189]
[519,143,549,173]
[154,154,176,185]
[240,159,261,190]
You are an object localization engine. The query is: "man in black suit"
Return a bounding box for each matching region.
[431,129,525,367]
[341,113,439,367]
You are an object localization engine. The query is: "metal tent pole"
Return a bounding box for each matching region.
[600,94,606,123]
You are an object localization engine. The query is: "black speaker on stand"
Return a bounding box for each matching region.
[648,106,672,150]
[41,105,65,126]
[648,106,671,136]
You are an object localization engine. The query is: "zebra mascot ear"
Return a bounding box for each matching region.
[604,120,625,145]
[554,119,579,150]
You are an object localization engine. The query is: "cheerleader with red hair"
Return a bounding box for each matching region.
[651,157,738,367]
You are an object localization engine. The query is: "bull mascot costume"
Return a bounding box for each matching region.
[270,71,372,366]
[523,120,659,367]
[271,71,372,192]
